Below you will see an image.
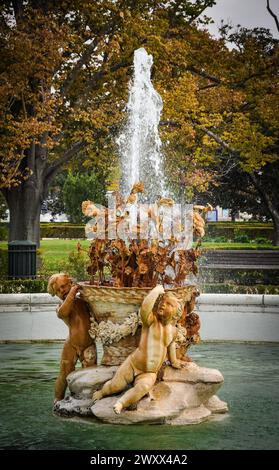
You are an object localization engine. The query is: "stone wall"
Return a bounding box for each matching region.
[0,293,278,342]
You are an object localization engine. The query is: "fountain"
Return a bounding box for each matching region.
[54,48,228,424]
[118,47,166,200]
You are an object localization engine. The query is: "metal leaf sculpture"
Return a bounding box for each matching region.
[81,182,208,287]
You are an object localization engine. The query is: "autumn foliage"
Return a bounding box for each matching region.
[0,1,278,245]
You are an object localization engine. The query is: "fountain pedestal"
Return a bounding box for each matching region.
[54,362,228,424]
[79,284,196,366]
[50,284,229,425]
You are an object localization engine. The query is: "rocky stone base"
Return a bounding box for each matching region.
[54,362,228,425]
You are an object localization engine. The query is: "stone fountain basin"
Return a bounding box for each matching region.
[78,284,196,323]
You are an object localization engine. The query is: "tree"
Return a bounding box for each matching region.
[0,0,216,245]
[199,26,279,243]
[158,20,279,242]
[45,171,67,220]
[63,171,106,223]
[3,1,277,246]
[199,164,271,222]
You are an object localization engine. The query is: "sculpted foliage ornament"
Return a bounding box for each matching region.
[80,182,211,288]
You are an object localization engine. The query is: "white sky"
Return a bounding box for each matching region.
[204,0,279,39]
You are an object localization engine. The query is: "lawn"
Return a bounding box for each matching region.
[0,239,90,274]
[38,239,90,271]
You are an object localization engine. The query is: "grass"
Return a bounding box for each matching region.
[0,239,90,273]
[39,239,89,261]
[38,239,91,272]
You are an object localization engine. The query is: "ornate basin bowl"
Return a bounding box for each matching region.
[79,283,197,366]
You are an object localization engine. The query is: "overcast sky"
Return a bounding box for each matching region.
[204,0,279,39]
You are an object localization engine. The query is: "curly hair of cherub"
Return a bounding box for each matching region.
[154,291,182,319]
[47,273,71,296]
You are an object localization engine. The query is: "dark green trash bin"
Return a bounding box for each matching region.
[8,241,37,279]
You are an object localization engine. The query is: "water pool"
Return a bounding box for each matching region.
[0,342,278,450]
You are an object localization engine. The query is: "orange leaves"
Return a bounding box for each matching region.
[81,200,100,217]
[86,236,202,288]
[157,197,174,207]
[138,261,149,275]
[0,10,70,188]
[131,181,144,194]
[126,193,137,204]
[193,211,205,238]
[85,182,206,288]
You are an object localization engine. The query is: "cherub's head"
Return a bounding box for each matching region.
[186,289,200,315]
[47,273,73,300]
[186,312,201,336]
[156,292,180,324]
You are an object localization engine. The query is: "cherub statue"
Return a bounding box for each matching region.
[92,285,183,414]
[47,273,97,403]
[176,290,201,362]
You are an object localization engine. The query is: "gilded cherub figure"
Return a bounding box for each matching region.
[176,290,201,362]
[92,284,183,414]
[48,273,97,403]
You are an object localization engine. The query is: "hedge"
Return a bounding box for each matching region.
[0,224,8,241]
[40,223,85,239]
[0,222,86,240]
[206,222,274,241]
[199,267,279,285]
[0,279,277,294]
[0,221,275,241]
[0,279,48,293]
[200,284,279,295]
[0,248,8,277]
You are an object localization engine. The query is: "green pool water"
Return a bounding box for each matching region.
[0,342,278,450]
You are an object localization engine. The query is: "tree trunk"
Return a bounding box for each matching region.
[249,173,279,247]
[230,209,237,222]
[4,179,42,247]
[272,214,279,246]
[2,141,84,248]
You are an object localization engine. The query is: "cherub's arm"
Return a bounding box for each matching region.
[57,285,79,319]
[140,285,165,326]
[167,329,182,369]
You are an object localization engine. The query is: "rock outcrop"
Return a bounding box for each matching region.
[54,362,228,425]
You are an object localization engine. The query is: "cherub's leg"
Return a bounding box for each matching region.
[81,343,97,367]
[92,357,134,402]
[54,340,77,402]
[113,372,157,414]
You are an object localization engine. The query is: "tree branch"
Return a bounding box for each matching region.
[249,172,279,219]
[160,118,238,156]
[187,65,221,85]
[188,63,275,91]
[198,126,238,153]
[198,83,219,91]
[43,141,86,191]
[60,38,99,99]
[267,0,279,33]
[82,60,130,98]
[161,115,238,155]
[187,1,217,24]
[195,124,279,223]
[11,0,24,23]
[160,119,181,128]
